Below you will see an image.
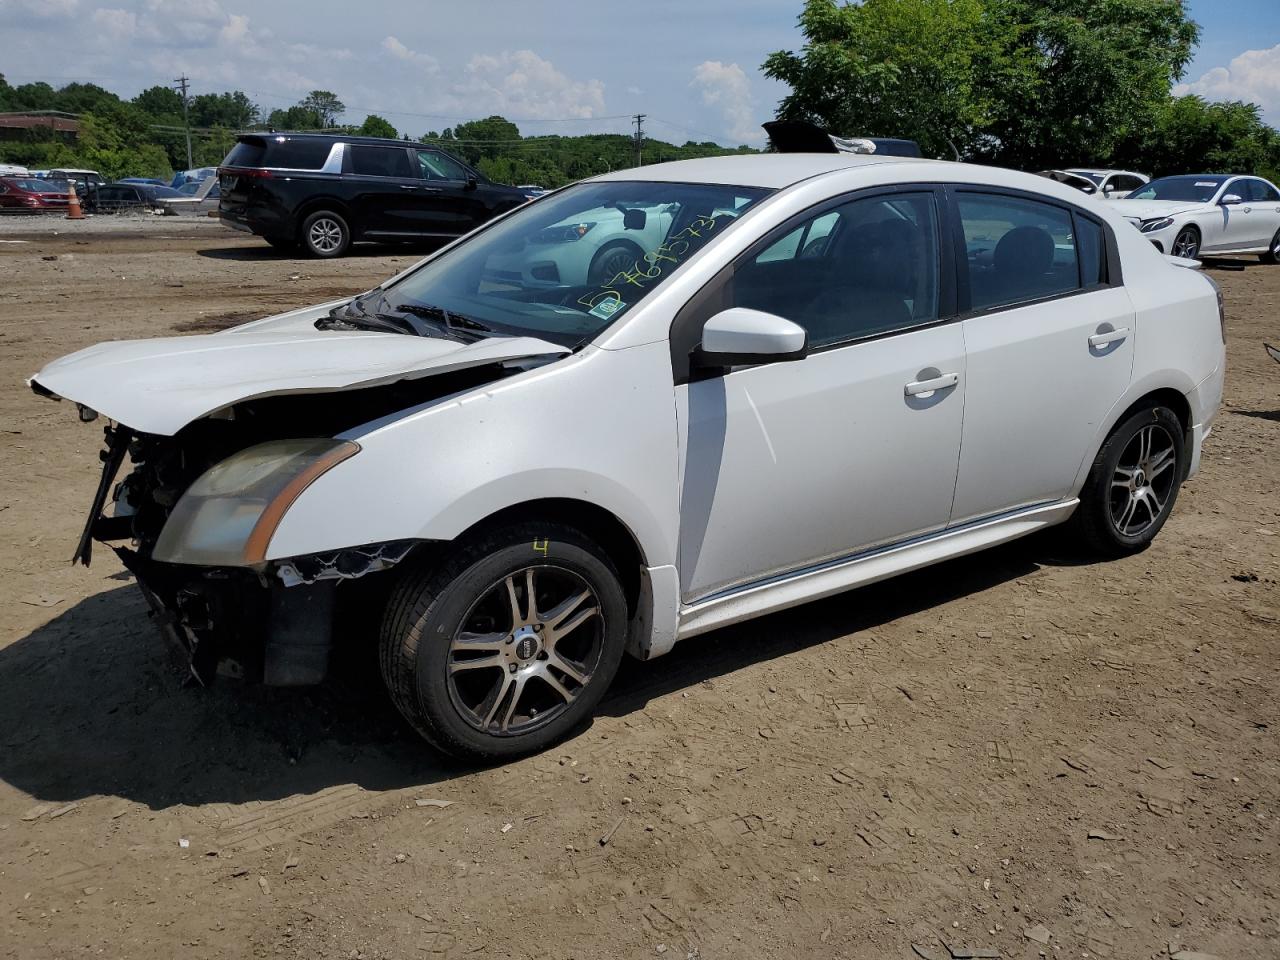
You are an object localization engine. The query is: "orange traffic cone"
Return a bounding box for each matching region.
[66,187,85,220]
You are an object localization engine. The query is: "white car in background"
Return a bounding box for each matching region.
[1065,169,1149,200]
[485,200,678,287]
[31,153,1225,760]
[1116,174,1280,262]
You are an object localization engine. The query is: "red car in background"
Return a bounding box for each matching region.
[0,177,72,212]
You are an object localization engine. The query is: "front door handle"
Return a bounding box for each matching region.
[1088,327,1130,348]
[904,372,959,396]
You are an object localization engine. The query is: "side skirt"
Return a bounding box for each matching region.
[674,500,1078,641]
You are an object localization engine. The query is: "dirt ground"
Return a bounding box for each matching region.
[0,217,1276,960]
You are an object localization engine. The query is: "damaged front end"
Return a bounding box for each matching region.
[35,345,558,687]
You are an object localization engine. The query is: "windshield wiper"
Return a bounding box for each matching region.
[317,290,478,341]
[393,303,495,340]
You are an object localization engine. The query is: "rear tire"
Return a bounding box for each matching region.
[379,523,628,760]
[1071,405,1185,557]
[1261,228,1280,265]
[300,210,350,258]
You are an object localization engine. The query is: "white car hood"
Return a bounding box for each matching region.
[30,324,568,436]
[1113,200,1205,221]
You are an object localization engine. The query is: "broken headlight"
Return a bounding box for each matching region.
[152,439,359,567]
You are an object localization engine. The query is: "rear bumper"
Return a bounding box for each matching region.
[1185,362,1224,480]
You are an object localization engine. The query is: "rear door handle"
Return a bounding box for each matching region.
[904,372,959,396]
[1089,327,1129,348]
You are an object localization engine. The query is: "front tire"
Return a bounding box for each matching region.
[300,210,351,258]
[380,523,628,760]
[1171,225,1200,260]
[1072,405,1185,557]
[587,240,643,284]
[1261,228,1280,265]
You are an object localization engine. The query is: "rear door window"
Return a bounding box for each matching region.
[225,138,331,170]
[349,145,414,178]
[957,193,1082,312]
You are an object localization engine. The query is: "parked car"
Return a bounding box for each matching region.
[88,182,187,214]
[156,177,220,216]
[0,163,30,176]
[171,166,218,189]
[764,120,924,158]
[485,200,679,286]
[1063,168,1149,200]
[1116,174,1280,261]
[119,177,171,187]
[217,133,538,258]
[47,168,105,190]
[0,176,71,212]
[31,153,1224,760]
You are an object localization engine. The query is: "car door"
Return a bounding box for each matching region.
[344,143,420,236]
[1240,179,1280,249]
[948,189,1135,524]
[412,149,492,236]
[1212,177,1257,251]
[674,187,967,601]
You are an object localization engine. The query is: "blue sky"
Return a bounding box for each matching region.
[1,0,1276,146]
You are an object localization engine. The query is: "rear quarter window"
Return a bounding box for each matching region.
[224,138,332,170]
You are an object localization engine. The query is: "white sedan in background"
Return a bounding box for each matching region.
[30,153,1225,760]
[1038,169,1149,202]
[1117,174,1280,262]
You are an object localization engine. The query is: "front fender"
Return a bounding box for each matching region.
[263,341,680,567]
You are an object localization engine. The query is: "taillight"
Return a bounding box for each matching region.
[218,166,273,181]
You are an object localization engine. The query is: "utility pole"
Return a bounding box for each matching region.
[174,75,193,171]
[632,113,646,168]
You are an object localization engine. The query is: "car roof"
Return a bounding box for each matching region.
[591,153,926,189]
[237,131,437,149]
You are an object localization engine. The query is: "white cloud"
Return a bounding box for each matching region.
[91,6,138,38]
[690,60,757,144]
[1175,43,1280,124]
[382,35,439,74]
[453,49,605,120]
[220,12,249,43]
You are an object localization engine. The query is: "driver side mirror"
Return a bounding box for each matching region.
[623,207,647,230]
[465,176,478,191]
[694,308,807,368]
[1221,193,1243,206]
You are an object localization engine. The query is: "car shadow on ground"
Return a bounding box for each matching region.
[197,241,448,262]
[0,531,1092,810]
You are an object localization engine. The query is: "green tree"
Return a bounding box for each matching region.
[764,0,1022,159]
[267,105,323,130]
[190,91,258,129]
[983,0,1200,169]
[1117,96,1280,180]
[132,85,184,121]
[299,90,344,128]
[358,114,399,139]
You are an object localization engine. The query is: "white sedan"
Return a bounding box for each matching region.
[30,154,1225,759]
[1116,174,1280,262]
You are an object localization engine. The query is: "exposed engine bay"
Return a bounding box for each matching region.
[53,361,528,687]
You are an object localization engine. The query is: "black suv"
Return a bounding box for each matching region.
[218,133,536,258]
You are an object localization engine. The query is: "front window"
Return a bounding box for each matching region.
[367,180,770,348]
[416,149,472,182]
[1129,176,1227,202]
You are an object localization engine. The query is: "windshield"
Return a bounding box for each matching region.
[7,178,67,192]
[1066,170,1105,186]
[1129,176,1227,203]
[364,180,770,347]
